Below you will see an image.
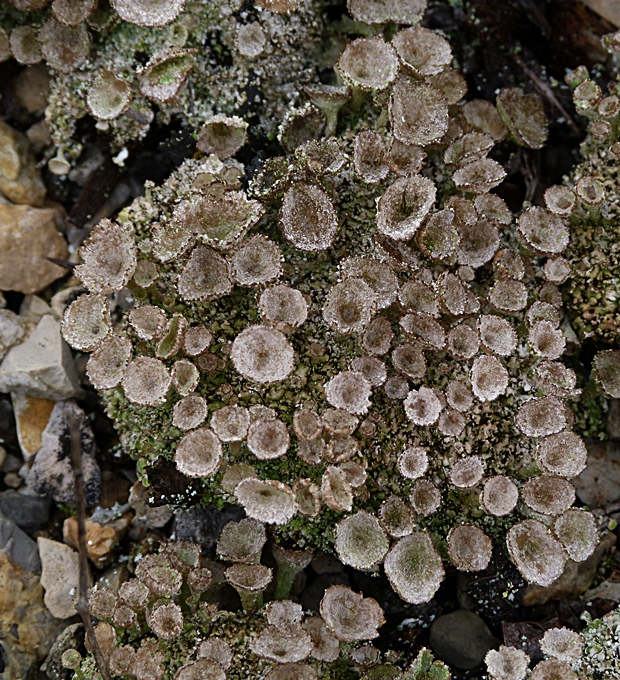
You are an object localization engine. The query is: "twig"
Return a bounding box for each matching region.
[67,408,112,680]
[46,257,76,271]
[509,49,580,136]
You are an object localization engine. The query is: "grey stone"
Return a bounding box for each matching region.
[607,399,620,439]
[0,309,26,361]
[172,504,244,550]
[0,315,81,400]
[40,623,85,680]
[28,400,100,507]
[129,481,173,529]
[2,452,21,473]
[19,294,53,324]
[429,610,499,670]
[38,536,90,619]
[0,489,50,534]
[574,439,620,507]
[586,579,620,603]
[0,510,41,573]
[96,563,129,593]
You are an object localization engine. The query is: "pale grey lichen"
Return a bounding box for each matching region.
[54,0,603,623]
[76,536,450,680]
[23,0,620,678]
[1,0,330,164]
[562,50,620,345]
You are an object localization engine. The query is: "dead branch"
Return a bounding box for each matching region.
[509,49,580,136]
[67,408,112,680]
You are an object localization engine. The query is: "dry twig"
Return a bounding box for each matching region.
[67,408,112,680]
[46,257,76,271]
[509,49,580,136]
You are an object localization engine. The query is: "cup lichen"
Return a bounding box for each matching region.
[12,0,620,678]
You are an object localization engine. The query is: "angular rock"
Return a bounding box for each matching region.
[96,563,129,593]
[0,510,41,572]
[582,0,620,28]
[0,120,46,206]
[574,439,620,507]
[38,536,90,619]
[0,161,46,207]
[40,623,85,680]
[607,399,620,439]
[0,315,81,400]
[63,512,131,569]
[0,550,65,680]
[0,489,50,534]
[429,610,499,670]
[0,308,26,361]
[523,532,616,606]
[0,121,27,182]
[19,293,53,322]
[0,203,67,294]
[12,392,55,461]
[28,400,100,506]
[129,480,173,528]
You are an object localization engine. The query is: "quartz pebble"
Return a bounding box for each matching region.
[0,309,26,361]
[63,513,132,569]
[11,393,55,462]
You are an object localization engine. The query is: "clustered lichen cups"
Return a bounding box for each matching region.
[59,6,607,610]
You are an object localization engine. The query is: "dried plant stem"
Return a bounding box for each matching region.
[67,409,112,680]
[509,50,580,136]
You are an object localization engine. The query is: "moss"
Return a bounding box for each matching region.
[402,649,450,680]
[579,606,620,679]
[569,379,609,440]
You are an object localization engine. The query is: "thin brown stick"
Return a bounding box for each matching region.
[46,257,76,271]
[509,50,580,136]
[67,408,112,680]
